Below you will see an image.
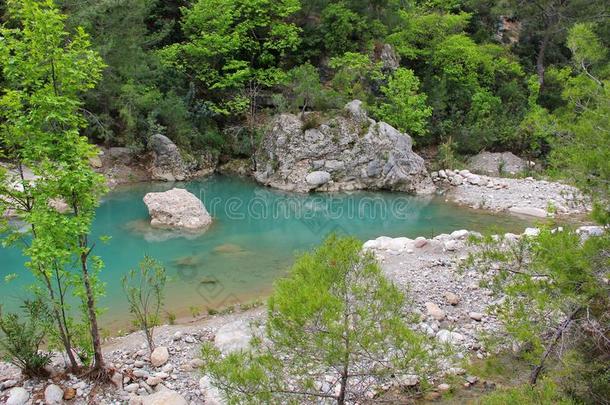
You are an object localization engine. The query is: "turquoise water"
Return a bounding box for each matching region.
[0,175,530,328]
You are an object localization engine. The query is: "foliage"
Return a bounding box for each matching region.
[329,52,383,104]
[0,0,107,371]
[285,64,341,113]
[0,299,53,377]
[465,228,609,391]
[201,235,433,404]
[122,255,167,352]
[472,378,575,405]
[550,23,609,223]
[375,67,432,137]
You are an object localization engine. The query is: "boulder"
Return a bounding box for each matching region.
[469,151,526,176]
[44,384,64,404]
[143,188,212,231]
[305,171,331,187]
[377,43,400,71]
[139,389,188,405]
[445,292,460,306]
[150,347,169,367]
[6,387,29,405]
[509,206,548,218]
[436,329,464,344]
[199,376,225,405]
[254,101,434,194]
[214,319,253,354]
[469,312,484,322]
[425,302,445,321]
[149,134,187,182]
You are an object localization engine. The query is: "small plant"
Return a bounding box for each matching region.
[166,311,177,325]
[207,308,219,316]
[437,137,460,170]
[189,306,201,318]
[122,256,167,353]
[301,113,322,131]
[0,299,53,377]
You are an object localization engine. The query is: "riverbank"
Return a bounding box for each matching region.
[1,224,603,404]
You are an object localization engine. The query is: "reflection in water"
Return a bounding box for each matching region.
[0,175,531,328]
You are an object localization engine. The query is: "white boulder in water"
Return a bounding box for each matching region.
[143,188,212,231]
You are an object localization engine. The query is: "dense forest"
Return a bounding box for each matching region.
[2,0,607,162]
[0,1,609,404]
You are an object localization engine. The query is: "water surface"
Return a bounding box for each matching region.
[0,175,531,329]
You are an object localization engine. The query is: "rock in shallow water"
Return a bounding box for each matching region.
[143,188,212,231]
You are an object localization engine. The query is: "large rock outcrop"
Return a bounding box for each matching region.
[468,151,527,176]
[149,134,189,182]
[143,188,212,231]
[254,101,434,194]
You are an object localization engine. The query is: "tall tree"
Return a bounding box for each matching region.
[201,235,432,404]
[160,0,302,158]
[0,0,107,372]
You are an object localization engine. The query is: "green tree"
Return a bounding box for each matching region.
[201,235,432,404]
[122,256,167,353]
[0,0,107,372]
[161,0,301,155]
[375,67,432,137]
[329,52,383,104]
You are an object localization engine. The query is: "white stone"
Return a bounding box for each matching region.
[172,331,183,341]
[425,302,445,321]
[140,389,188,405]
[469,312,484,321]
[445,292,460,306]
[508,206,548,218]
[438,383,451,392]
[150,347,169,367]
[444,240,458,251]
[414,237,427,248]
[44,384,64,404]
[436,329,464,344]
[450,175,463,186]
[450,230,469,240]
[146,377,162,386]
[199,376,225,405]
[438,170,447,178]
[305,171,331,186]
[6,387,29,405]
[458,170,470,177]
[214,319,252,354]
[125,383,140,393]
[523,227,540,237]
[143,188,212,230]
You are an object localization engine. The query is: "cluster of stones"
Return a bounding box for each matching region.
[431,168,586,217]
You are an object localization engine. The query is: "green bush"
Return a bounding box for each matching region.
[0,299,53,377]
[473,379,575,405]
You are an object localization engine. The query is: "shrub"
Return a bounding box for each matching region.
[0,299,53,377]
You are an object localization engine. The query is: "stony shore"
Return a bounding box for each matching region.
[1,222,604,404]
[432,169,588,218]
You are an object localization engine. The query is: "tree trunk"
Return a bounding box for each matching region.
[79,239,105,370]
[536,31,551,87]
[529,307,581,385]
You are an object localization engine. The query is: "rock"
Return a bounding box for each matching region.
[150,347,169,367]
[305,171,331,186]
[396,374,419,387]
[189,358,204,368]
[466,174,482,185]
[140,389,188,405]
[44,384,64,404]
[437,329,464,344]
[523,227,540,237]
[425,302,445,321]
[469,312,484,322]
[149,134,187,182]
[6,387,29,405]
[143,188,212,230]
[450,175,463,186]
[172,331,183,341]
[125,383,140,393]
[438,383,451,392]
[63,388,76,401]
[1,379,18,390]
[509,206,548,218]
[444,240,459,252]
[445,292,460,306]
[469,151,526,176]
[450,230,469,240]
[377,43,400,71]
[218,159,250,177]
[199,376,224,405]
[214,319,252,354]
[254,101,434,194]
[146,377,162,386]
[89,156,103,168]
[133,369,149,378]
[111,372,123,389]
[577,226,605,238]
[414,237,428,248]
